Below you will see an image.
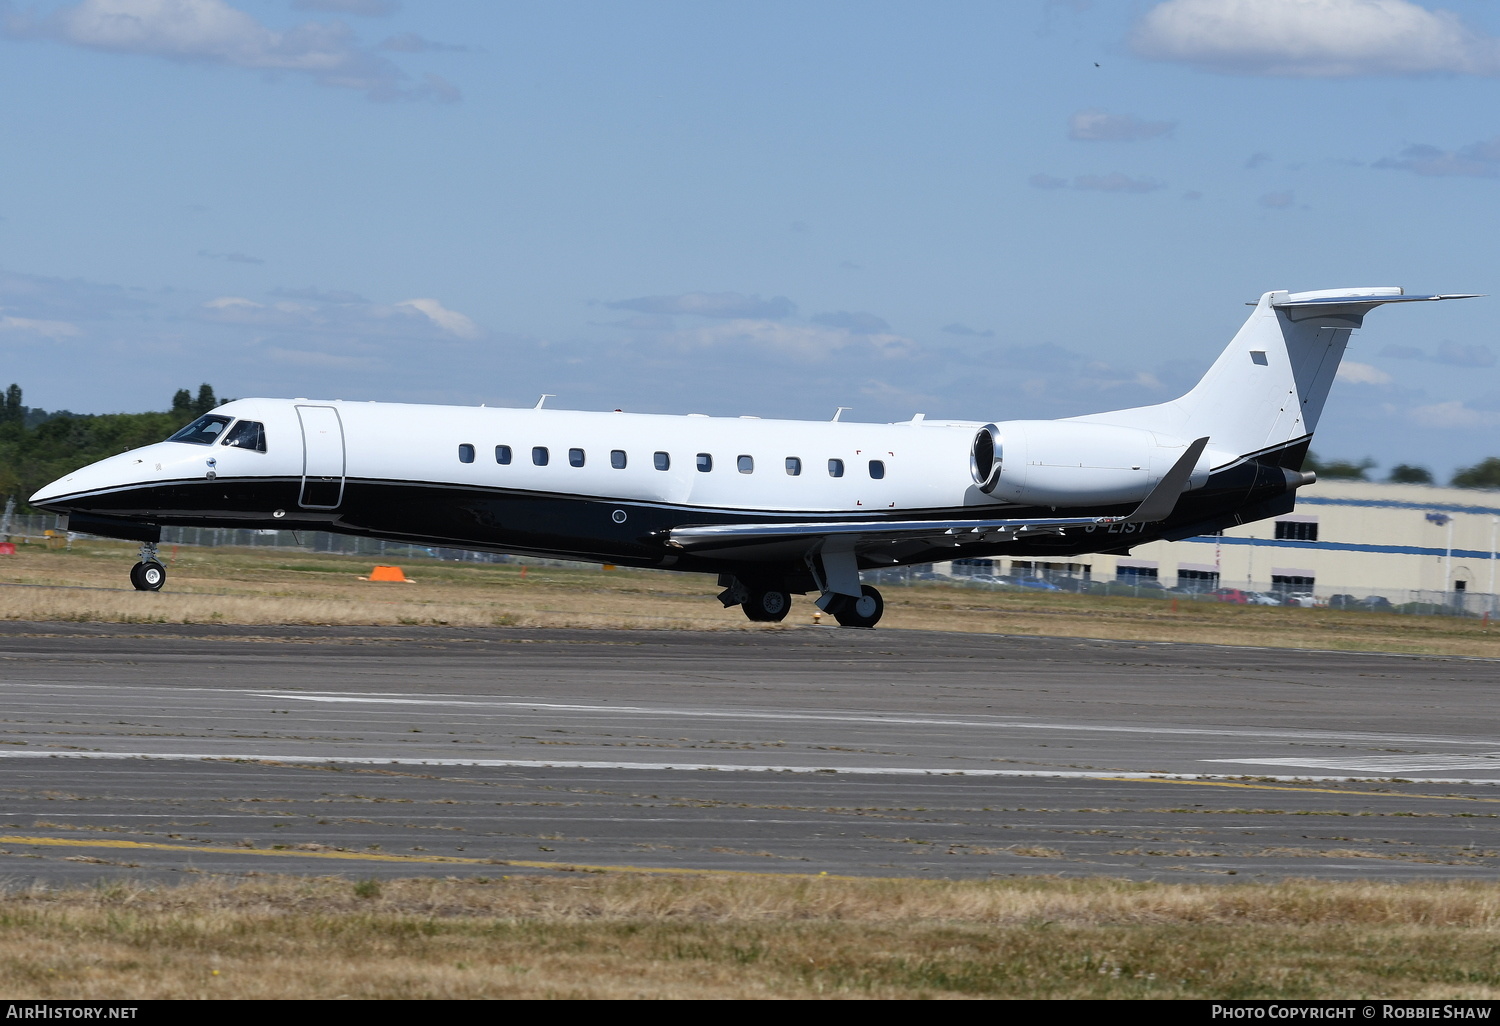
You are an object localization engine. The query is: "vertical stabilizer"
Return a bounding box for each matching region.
[1070,288,1477,465]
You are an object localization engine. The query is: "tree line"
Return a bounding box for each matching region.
[1,384,220,511]
[1305,452,1500,489]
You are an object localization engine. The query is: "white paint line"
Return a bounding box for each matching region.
[246,693,1499,748]
[2,749,1500,786]
[1208,755,1500,773]
[6,681,1496,750]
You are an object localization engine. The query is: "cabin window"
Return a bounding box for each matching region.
[458,444,475,464]
[569,447,585,467]
[654,451,670,471]
[532,446,549,466]
[495,445,512,465]
[221,420,266,453]
[611,450,627,469]
[785,457,801,476]
[737,455,754,474]
[868,460,885,480]
[827,458,844,478]
[697,453,713,473]
[168,414,232,446]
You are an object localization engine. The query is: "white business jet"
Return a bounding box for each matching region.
[31,287,1473,628]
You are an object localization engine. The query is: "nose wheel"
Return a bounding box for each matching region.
[130,542,166,591]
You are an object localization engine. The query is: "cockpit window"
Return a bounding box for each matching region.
[168,414,232,445]
[221,420,267,453]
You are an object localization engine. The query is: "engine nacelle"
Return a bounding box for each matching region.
[972,420,1195,507]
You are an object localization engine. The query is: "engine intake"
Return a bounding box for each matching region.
[970,424,1002,494]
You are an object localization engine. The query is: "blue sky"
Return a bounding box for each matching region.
[2,0,1499,478]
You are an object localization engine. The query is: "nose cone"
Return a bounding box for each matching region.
[29,449,155,511]
[30,471,85,509]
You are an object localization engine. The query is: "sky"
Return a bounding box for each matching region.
[2,0,1499,479]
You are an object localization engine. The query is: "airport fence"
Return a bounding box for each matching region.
[1,513,515,566]
[935,567,1500,619]
[5,512,1494,618]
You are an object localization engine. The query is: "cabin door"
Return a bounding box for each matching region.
[296,405,345,509]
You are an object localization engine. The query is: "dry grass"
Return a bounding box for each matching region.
[3,874,1500,999]
[1,540,1498,656]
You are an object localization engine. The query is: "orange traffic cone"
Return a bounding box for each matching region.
[361,565,413,583]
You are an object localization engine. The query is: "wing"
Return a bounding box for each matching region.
[665,437,1208,555]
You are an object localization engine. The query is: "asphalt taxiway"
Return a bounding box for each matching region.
[0,622,1496,883]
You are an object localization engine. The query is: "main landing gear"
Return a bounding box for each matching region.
[742,587,792,622]
[130,541,166,592]
[824,585,884,629]
[718,575,885,628]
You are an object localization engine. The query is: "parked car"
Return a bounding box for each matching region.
[1247,592,1282,606]
[1013,577,1063,591]
[1208,588,1252,604]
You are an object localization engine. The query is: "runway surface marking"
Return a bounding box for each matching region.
[253,691,1497,748]
[1109,776,1500,801]
[4,748,1500,789]
[0,835,837,878]
[8,680,1498,751]
[1208,755,1500,772]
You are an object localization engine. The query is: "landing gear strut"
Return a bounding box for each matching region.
[130,541,166,592]
[826,585,884,629]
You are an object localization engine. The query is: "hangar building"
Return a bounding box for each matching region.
[964,480,1500,612]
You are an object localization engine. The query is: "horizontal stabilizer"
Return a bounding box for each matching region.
[1270,291,1482,309]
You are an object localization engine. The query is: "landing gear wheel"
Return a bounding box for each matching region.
[831,585,883,628]
[130,560,166,592]
[742,588,792,622]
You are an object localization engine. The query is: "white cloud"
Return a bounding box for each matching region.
[1131,0,1500,77]
[6,0,458,101]
[1374,137,1500,177]
[607,292,796,320]
[396,298,480,338]
[293,0,398,14]
[0,315,82,340]
[664,319,917,362]
[1068,109,1175,141]
[1409,399,1500,428]
[1073,173,1167,193]
[1030,172,1167,193]
[203,295,263,310]
[265,346,380,370]
[1337,360,1392,384]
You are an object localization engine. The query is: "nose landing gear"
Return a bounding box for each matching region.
[130,541,166,592]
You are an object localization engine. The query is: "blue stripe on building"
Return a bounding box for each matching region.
[1297,495,1500,516]
[1182,535,1497,560]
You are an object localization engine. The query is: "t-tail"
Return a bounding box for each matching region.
[1070,287,1480,469]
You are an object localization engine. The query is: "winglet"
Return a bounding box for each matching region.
[1111,436,1208,526]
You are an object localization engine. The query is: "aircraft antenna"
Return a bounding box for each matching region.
[534,394,555,409]
[831,407,851,422]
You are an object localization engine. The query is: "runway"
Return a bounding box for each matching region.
[0,621,1497,883]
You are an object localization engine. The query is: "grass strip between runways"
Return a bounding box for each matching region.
[3,874,1500,999]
